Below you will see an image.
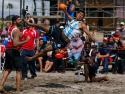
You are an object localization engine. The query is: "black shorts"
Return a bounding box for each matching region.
[4,49,22,71]
[49,25,68,50]
[89,64,98,76]
[47,57,54,62]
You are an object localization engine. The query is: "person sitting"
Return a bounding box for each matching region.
[44,51,54,72]
[52,48,67,74]
[37,38,46,72]
[97,38,111,74]
[113,34,125,74]
[68,36,83,67]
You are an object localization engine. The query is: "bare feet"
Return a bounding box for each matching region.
[26,56,33,61]
[0,86,6,93]
[33,77,37,80]
[24,78,27,81]
[104,76,109,81]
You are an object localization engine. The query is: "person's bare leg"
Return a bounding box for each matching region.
[45,61,49,72]
[91,76,109,82]
[46,62,53,72]
[38,57,43,72]
[0,69,12,91]
[16,71,21,92]
[27,45,53,61]
[84,64,89,82]
[24,19,50,34]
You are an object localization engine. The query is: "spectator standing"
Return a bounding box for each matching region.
[0,39,5,64]
[2,22,11,37]
[21,20,39,81]
[27,13,34,24]
[112,29,121,42]
[65,0,75,25]
[1,34,8,47]
[119,22,125,35]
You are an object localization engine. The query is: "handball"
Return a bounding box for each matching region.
[59,3,66,10]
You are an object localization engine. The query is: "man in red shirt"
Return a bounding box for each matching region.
[112,29,121,42]
[21,20,39,81]
[0,15,30,93]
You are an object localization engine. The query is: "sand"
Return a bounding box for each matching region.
[0,70,125,94]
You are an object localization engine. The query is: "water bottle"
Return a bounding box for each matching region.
[77,72,80,76]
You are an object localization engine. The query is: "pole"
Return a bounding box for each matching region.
[2,0,4,20]
[20,0,22,17]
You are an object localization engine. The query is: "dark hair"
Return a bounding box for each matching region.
[39,38,44,41]
[1,34,5,38]
[12,15,20,22]
[78,10,85,17]
[108,36,113,43]
[55,20,60,24]
[84,42,91,48]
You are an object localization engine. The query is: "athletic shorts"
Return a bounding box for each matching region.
[89,64,98,76]
[4,49,22,71]
[49,25,68,50]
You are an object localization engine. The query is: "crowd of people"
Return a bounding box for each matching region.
[0,0,125,93]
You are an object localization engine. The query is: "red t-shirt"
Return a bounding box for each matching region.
[112,33,121,38]
[0,45,5,53]
[6,26,19,50]
[21,28,39,50]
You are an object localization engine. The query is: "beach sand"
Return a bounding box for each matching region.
[0,70,125,94]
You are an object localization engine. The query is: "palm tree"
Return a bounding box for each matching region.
[7,3,13,20]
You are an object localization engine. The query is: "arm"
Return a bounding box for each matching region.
[35,38,39,54]
[13,29,30,46]
[23,19,50,34]
[81,23,95,42]
[62,8,73,21]
[81,50,88,62]
[99,54,109,58]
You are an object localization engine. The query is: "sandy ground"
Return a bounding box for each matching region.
[0,68,125,94]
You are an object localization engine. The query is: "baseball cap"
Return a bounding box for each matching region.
[103,37,108,42]
[120,22,125,26]
[12,15,20,22]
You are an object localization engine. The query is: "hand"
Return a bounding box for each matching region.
[87,58,93,64]
[22,19,29,24]
[26,36,30,42]
[62,7,67,14]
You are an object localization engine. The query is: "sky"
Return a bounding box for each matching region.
[0,0,41,18]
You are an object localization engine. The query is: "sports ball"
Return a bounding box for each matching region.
[59,3,66,10]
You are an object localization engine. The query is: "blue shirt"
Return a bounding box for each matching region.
[65,4,75,21]
[2,40,8,47]
[98,45,110,55]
